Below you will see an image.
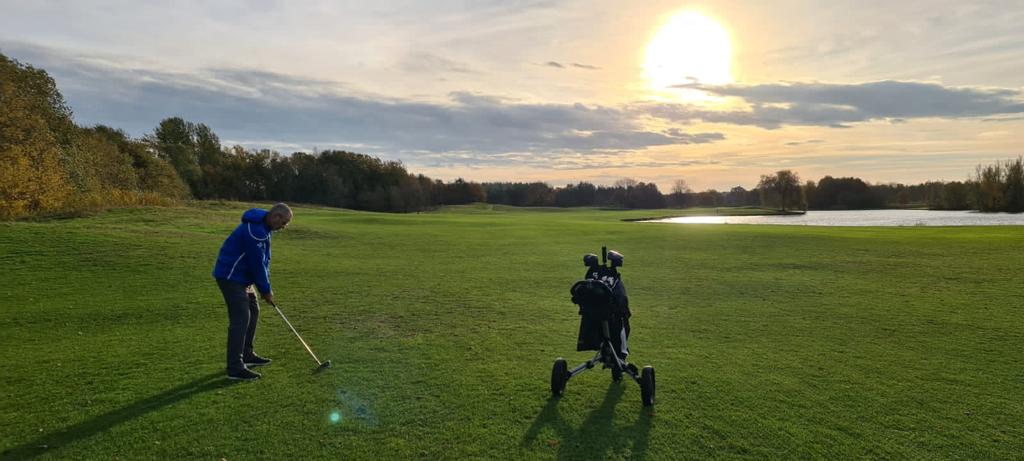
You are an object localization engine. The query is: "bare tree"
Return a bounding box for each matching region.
[671,179,692,195]
[614,177,639,188]
[666,178,692,208]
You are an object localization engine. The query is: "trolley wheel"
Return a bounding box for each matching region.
[640,366,656,407]
[551,359,569,397]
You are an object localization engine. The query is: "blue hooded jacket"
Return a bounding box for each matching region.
[212,208,273,294]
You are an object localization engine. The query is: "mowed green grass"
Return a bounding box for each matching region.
[1,203,1022,460]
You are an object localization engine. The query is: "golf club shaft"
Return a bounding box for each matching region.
[269,301,322,365]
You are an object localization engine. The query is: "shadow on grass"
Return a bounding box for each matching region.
[522,382,653,460]
[1,372,233,461]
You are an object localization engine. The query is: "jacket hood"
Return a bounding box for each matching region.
[241,208,268,224]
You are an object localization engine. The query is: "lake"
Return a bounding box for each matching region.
[648,209,1024,226]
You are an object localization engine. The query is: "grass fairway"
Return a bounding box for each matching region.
[1,204,1022,460]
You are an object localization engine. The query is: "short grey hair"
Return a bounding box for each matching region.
[269,203,292,218]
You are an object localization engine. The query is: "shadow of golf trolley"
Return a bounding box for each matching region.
[550,247,655,407]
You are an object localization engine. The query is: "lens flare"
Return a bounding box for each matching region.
[329,411,341,424]
[335,389,379,427]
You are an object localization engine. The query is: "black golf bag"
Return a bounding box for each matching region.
[573,266,630,359]
[551,247,655,407]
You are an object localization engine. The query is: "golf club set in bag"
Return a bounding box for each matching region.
[551,247,656,407]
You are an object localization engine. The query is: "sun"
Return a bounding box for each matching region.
[643,11,734,93]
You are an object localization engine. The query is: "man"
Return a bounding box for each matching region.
[212,203,292,380]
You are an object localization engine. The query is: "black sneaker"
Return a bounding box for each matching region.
[244,354,272,367]
[226,367,262,381]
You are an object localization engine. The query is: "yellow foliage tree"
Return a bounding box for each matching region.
[0,77,69,219]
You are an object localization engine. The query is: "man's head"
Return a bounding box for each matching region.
[266,203,293,231]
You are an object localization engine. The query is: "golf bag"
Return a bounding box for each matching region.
[551,247,655,407]
[573,266,630,359]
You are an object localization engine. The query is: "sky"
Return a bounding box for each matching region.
[2,0,1023,190]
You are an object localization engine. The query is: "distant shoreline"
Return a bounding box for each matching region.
[620,207,805,222]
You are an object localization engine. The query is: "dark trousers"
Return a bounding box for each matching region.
[216,279,260,371]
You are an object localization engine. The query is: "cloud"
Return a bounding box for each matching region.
[542,61,600,70]
[1,41,723,166]
[662,128,724,144]
[981,115,1024,122]
[651,80,1024,129]
[785,139,826,146]
[400,52,475,74]
[412,151,720,170]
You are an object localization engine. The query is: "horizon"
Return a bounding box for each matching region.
[2,0,1022,191]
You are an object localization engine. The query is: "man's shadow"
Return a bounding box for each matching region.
[522,381,654,460]
[1,372,233,461]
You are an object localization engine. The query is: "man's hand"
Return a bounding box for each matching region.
[261,291,275,305]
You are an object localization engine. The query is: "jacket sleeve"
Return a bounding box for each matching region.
[243,224,272,294]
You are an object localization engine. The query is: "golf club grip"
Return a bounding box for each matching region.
[269,302,322,364]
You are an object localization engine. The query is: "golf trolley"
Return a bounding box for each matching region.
[550,247,655,407]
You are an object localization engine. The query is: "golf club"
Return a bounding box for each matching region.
[268,301,332,372]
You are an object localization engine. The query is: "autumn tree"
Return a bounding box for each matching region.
[0,53,70,218]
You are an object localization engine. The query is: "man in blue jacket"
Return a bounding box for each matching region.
[213,203,292,380]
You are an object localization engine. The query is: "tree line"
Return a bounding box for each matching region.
[756,167,1024,213]
[477,159,1024,213]
[2,51,1021,219]
[801,162,1024,212]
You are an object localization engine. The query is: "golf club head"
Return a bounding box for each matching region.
[315,360,332,373]
[607,250,623,268]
